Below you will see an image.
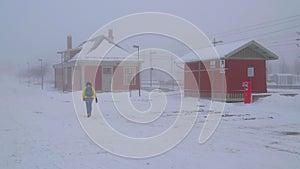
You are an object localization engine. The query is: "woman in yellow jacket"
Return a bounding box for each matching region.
[82,82,97,118]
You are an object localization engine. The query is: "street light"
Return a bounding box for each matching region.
[133,45,141,96]
[57,51,64,92]
[38,59,43,89]
[149,50,156,89]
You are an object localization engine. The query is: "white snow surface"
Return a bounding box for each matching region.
[1,74,300,169]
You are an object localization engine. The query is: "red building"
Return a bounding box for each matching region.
[183,40,278,102]
[53,35,140,92]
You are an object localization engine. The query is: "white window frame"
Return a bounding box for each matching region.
[248,66,254,77]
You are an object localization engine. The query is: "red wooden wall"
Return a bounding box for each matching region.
[185,59,267,95]
[226,60,266,93]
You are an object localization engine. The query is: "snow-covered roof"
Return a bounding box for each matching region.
[66,39,138,63]
[180,46,217,62]
[53,40,138,68]
[181,40,279,62]
[222,40,278,60]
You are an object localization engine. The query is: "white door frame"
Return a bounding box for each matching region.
[102,66,113,91]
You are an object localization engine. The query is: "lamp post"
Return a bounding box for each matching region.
[149,50,156,89]
[57,51,64,92]
[133,45,141,96]
[38,59,43,89]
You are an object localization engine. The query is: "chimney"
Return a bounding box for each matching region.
[67,35,72,50]
[108,29,114,42]
[65,35,72,61]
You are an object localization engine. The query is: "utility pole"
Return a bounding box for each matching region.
[297,56,300,76]
[212,38,223,46]
[296,32,300,76]
[149,50,156,89]
[296,32,300,49]
[57,51,64,92]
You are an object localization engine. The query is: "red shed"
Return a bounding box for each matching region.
[183,40,278,102]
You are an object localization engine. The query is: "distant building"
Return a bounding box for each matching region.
[139,49,184,90]
[182,40,279,102]
[53,32,140,92]
[268,74,300,87]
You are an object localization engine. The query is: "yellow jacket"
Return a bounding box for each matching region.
[82,86,96,99]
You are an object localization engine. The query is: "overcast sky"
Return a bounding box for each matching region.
[0,0,300,72]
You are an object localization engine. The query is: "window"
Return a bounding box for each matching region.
[220,59,225,68]
[103,67,112,74]
[220,59,225,73]
[248,66,254,77]
[210,60,216,69]
[124,67,136,85]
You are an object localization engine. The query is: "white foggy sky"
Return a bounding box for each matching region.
[0,0,300,71]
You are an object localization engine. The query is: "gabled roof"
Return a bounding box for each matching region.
[53,40,139,68]
[221,40,278,60]
[62,39,139,63]
[181,40,279,62]
[68,40,129,62]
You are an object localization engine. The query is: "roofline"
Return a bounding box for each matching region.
[53,59,141,68]
[224,40,278,60]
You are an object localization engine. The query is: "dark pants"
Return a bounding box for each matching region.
[85,98,94,116]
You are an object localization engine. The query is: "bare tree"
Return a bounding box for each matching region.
[280,58,288,74]
[294,58,300,75]
[19,62,49,81]
[266,61,273,75]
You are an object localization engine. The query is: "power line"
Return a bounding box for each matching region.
[265,42,298,47]
[258,35,299,42]
[209,14,300,37]
[267,39,300,45]
[214,18,300,38]
[212,38,223,46]
[220,25,300,45]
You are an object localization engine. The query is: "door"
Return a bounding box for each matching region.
[102,67,113,91]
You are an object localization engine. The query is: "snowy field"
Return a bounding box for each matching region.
[1,75,300,169]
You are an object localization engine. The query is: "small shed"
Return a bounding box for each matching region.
[183,40,279,102]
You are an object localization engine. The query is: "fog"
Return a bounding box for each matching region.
[1,0,300,78]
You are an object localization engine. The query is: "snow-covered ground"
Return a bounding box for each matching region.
[1,75,300,169]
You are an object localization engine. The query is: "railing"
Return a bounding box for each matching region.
[267,84,300,89]
[141,80,183,91]
[184,89,244,102]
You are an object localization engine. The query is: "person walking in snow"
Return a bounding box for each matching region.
[82,82,98,118]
